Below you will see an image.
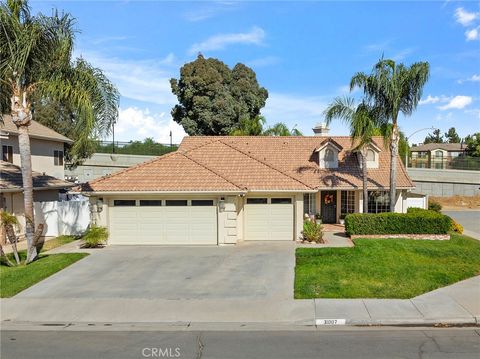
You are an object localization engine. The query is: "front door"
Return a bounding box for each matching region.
[321,191,337,224]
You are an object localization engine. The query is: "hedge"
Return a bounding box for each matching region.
[344,211,451,235]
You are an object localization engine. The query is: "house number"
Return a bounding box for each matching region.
[316,319,346,326]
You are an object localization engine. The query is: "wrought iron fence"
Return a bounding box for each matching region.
[408,156,480,171]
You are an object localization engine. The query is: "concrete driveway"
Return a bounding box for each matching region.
[15,242,295,300]
[443,210,480,239]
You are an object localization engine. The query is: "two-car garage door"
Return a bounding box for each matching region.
[109,199,217,245]
[244,197,294,241]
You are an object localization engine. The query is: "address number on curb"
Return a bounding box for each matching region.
[316,319,346,326]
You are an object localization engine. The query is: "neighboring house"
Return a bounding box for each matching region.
[410,143,465,169]
[82,129,414,246]
[65,153,157,183]
[0,115,74,226]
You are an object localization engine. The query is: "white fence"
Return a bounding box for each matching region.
[34,200,90,237]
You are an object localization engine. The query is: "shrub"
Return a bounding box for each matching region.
[344,211,451,235]
[428,200,442,213]
[82,226,108,248]
[450,219,464,234]
[302,219,324,243]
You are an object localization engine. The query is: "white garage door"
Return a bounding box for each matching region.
[109,199,217,245]
[245,197,294,241]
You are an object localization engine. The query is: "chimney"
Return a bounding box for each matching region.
[313,122,330,136]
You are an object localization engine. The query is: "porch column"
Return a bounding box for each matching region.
[336,190,341,223]
[358,191,364,213]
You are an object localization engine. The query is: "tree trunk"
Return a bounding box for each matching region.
[17,124,38,263]
[5,223,20,265]
[389,122,399,212]
[362,148,368,214]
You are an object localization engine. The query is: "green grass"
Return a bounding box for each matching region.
[37,235,78,252]
[0,251,88,298]
[294,233,480,299]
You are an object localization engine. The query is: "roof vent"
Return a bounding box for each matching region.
[313,122,330,137]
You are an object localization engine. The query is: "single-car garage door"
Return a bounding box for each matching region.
[109,199,217,245]
[245,197,294,241]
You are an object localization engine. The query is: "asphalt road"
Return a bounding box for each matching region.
[443,210,480,239]
[1,328,479,359]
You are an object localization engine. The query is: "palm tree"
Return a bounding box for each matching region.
[350,59,429,212]
[263,122,303,136]
[231,115,266,136]
[0,1,119,262]
[324,97,379,213]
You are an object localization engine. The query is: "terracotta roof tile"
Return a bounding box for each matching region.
[84,135,414,193]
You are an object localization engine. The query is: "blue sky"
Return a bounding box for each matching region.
[31,1,480,144]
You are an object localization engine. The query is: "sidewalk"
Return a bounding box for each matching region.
[2,276,478,327]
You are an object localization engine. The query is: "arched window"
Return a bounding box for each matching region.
[366,149,375,161]
[435,150,443,158]
[324,148,334,162]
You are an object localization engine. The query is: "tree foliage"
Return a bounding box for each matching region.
[465,133,480,157]
[96,138,177,156]
[170,55,268,135]
[230,116,303,136]
[445,127,461,143]
[424,129,444,144]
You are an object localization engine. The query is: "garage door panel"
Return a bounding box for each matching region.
[110,202,217,245]
[245,200,293,241]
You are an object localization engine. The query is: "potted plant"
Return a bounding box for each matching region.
[339,213,347,225]
[315,213,322,224]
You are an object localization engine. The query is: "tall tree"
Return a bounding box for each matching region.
[263,122,303,136]
[170,55,268,135]
[464,133,480,157]
[0,0,119,262]
[445,127,461,143]
[424,129,444,144]
[324,97,380,213]
[230,115,266,136]
[350,59,429,211]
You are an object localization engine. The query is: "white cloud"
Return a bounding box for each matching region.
[465,27,480,41]
[184,2,239,22]
[454,8,479,26]
[115,107,187,144]
[189,27,265,54]
[261,93,336,134]
[438,96,472,110]
[91,36,129,45]
[457,74,480,83]
[419,95,441,105]
[78,50,177,106]
[391,48,415,61]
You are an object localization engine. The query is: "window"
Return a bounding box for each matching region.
[367,191,390,213]
[114,200,136,206]
[271,198,292,204]
[2,145,13,163]
[341,191,355,215]
[165,200,188,206]
[139,200,162,206]
[435,150,443,158]
[191,200,214,206]
[366,149,375,161]
[246,198,267,204]
[303,193,316,215]
[324,148,334,162]
[54,150,64,166]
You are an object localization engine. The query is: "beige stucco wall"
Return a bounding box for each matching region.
[1,136,65,179]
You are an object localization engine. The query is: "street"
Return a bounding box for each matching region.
[444,210,480,239]
[1,327,479,359]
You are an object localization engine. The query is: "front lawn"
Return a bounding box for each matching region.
[0,251,88,298]
[295,233,480,299]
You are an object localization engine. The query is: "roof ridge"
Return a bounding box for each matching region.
[179,152,244,190]
[217,138,313,190]
[87,151,179,186]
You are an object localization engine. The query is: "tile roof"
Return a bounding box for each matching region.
[1,161,74,192]
[410,143,465,152]
[1,115,73,143]
[83,135,414,193]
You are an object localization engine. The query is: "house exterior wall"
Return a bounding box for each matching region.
[1,136,65,179]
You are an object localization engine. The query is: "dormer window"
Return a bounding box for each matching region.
[366,149,375,161]
[315,138,343,169]
[324,148,334,162]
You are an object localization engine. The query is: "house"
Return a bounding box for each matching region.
[82,127,414,246]
[0,115,74,224]
[410,143,465,169]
